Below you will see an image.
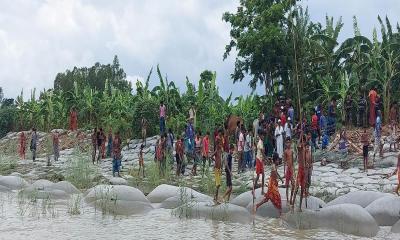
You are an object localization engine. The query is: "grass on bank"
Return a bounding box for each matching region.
[65,149,97,190]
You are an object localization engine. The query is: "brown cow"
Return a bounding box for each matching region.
[224,115,244,137]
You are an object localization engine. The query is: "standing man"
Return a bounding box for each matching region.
[328,98,337,136]
[311,111,319,150]
[358,94,367,127]
[52,131,60,161]
[112,131,122,177]
[284,138,295,204]
[345,95,353,126]
[97,128,105,163]
[275,120,284,160]
[30,128,38,162]
[107,129,113,158]
[91,128,97,164]
[369,87,377,127]
[69,107,78,131]
[159,101,167,134]
[291,134,306,212]
[254,134,266,195]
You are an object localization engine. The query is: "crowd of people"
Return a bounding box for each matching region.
[15,87,400,213]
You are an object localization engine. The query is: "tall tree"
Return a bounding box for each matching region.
[223,0,298,95]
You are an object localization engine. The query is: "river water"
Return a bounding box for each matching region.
[0,193,397,240]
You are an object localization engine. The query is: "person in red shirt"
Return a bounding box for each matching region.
[69,107,78,131]
[369,87,377,126]
[280,111,287,127]
[202,132,210,172]
[175,136,185,176]
[19,132,26,160]
[311,111,319,149]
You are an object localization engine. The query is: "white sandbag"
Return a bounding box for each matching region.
[391,219,400,233]
[20,186,70,200]
[160,195,212,209]
[248,195,325,218]
[326,191,391,208]
[174,202,251,224]
[0,185,11,192]
[147,184,211,203]
[32,179,54,189]
[50,181,80,194]
[365,195,400,226]
[0,176,29,190]
[109,177,128,185]
[93,199,153,215]
[285,204,379,237]
[85,185,149,204]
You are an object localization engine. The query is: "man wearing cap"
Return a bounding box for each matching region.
[275,120,284,160]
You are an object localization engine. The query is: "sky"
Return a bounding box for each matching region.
[0,0,399,100]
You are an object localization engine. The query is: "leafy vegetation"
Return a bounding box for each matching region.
[0,2,399,140]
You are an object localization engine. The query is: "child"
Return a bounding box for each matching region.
[175,136,185,176]
[305,142,313,200]
[255,152,284,215]
[284,138,295,204]
[389,123,397,152]
[321,131,329,150]
[192,132,202,176]
[254,133,265,195]
[387,154,400,196]
[157,134,167,177]
[202,132,210,173]
[107,129,113,157]
[112,131,122,177]
[361,128,370,172]
[222,144,234,201]
[212,128,224,203]
[141,117,148,145]
[138,144,149,178]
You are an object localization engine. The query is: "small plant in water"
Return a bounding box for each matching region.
[68,194,82,215]
[66,149,97,190]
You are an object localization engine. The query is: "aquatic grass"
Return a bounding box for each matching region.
[17,189,57,218]
[65,149,97,190]
[173,180,197,219]
[93,185,118,216]
[68,194,82,215]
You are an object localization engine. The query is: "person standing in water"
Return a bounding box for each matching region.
[254,133,266,195]
[52,130,60,161]
[112,131,122,177]
[255,152,284,216]
[284,138,295,204]
[291,134,306,212]
[30,128,38,162]
[19,132,26,160]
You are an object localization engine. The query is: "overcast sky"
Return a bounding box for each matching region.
[0,0,399,100]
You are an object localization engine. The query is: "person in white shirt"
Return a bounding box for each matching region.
[275,120,284,159]
[244,129,253,169]
[284,117,292,140]
[237,126,245,173]
[189,103,196,127]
